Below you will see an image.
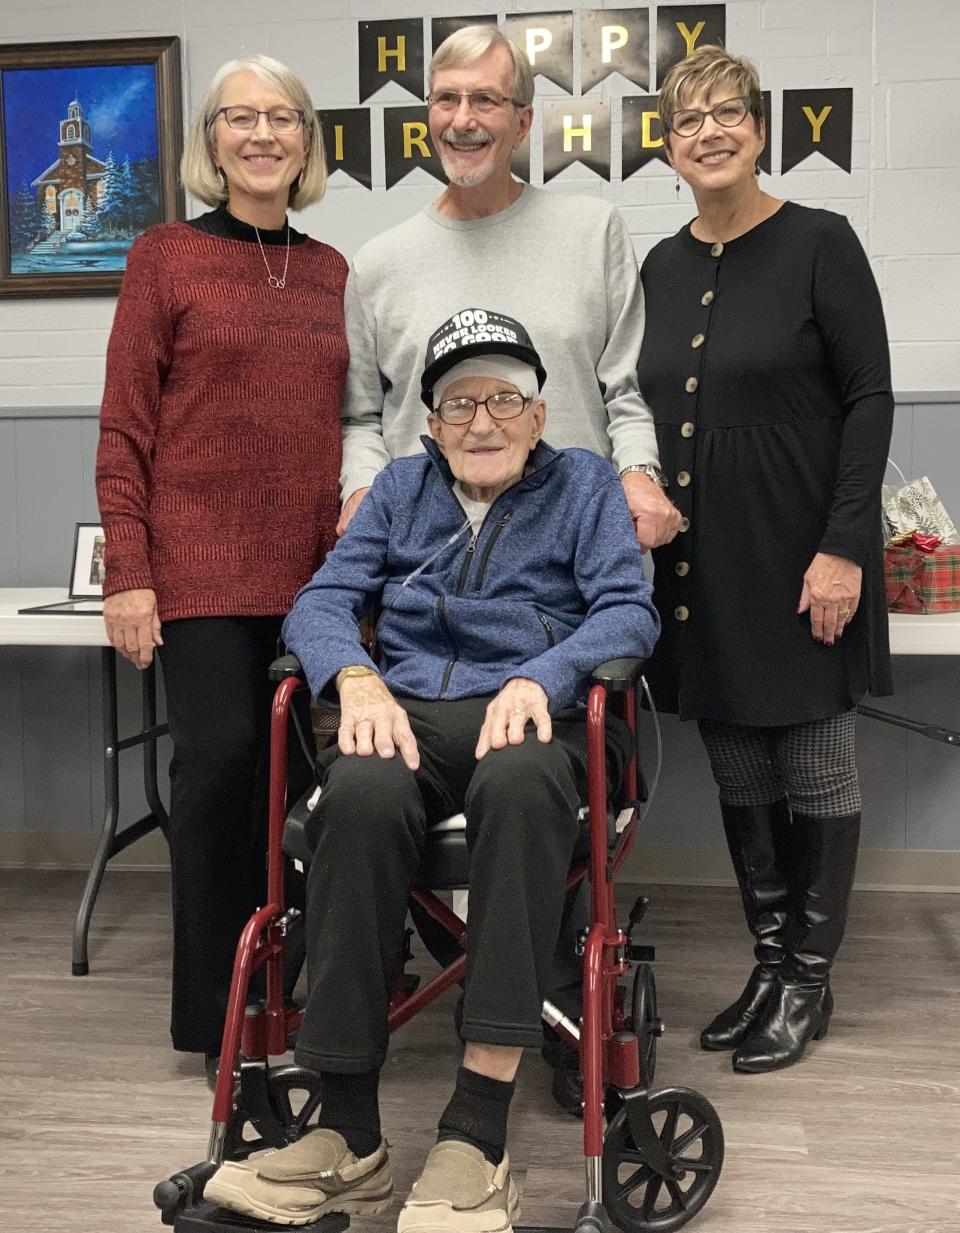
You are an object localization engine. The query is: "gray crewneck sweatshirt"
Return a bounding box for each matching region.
[339,185,659,499]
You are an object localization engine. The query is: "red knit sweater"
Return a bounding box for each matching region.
[96,221,348,622]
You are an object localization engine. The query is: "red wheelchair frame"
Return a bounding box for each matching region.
[155,656,723,1233]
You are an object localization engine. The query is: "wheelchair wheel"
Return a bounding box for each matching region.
[602,1087,723,1233]
[630,963,662,1087]
[224,1064,323,1160]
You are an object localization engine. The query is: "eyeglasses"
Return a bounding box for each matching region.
[434,392,530,425]
[211,106,305,133]
[667,96,751,138]
[427,90,523,115]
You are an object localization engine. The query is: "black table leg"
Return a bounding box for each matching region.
[72,648,169,976]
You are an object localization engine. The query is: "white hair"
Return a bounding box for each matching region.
[429,25,534,108]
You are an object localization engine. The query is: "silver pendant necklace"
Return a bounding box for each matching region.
[253,220,290,289]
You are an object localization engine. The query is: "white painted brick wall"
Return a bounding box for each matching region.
[1,0,957,405]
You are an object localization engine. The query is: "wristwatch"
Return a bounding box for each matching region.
[335,664,378,691]
[619,463,667,490]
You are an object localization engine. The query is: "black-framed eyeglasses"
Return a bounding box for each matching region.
[426,90,523,115]
[434,392,531,425]
[667,96,751,138]
[210,106,305,133]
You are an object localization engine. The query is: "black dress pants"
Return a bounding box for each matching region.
[160,616,312,1053]
[294,696,629,1075]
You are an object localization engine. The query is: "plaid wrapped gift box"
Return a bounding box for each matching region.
[884,544,960,613]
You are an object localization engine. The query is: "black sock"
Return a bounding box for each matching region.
[437,1066,516,1165]
[318,1069,381,1158]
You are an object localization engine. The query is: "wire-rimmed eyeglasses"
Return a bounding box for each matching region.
[426,90,523,115]
[434,392,532,425]
[210,106,306,133]
[666,96,751,138]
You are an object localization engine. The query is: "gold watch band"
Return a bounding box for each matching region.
[335,664,378,691]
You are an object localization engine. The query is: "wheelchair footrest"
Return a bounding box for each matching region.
[172,1201,349,1233]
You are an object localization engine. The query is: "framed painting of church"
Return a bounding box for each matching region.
[0,36,183,297]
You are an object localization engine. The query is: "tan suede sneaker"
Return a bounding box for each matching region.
[398,1141,520,1233]
[204,1129,392,1227]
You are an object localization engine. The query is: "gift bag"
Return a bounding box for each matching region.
[882,461,960,545]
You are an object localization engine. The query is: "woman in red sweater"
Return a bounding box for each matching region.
[96,54,347,1073]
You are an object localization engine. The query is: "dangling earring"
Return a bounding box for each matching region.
[755,158,761,177]
[217,167,228,192]
[675,171,681,198]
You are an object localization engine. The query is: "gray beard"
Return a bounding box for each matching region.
[440,155,495,187]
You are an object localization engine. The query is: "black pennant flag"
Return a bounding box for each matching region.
[621,95,670,178]
[580,8,650,93]
[656,5,726,87]
[431,16,497,55]
[316,109,372,190]
[542,99,611,183]
[504,12,574,94]
[511,135,531,184]
[781,88,853,174]
[382,106,446,190]
[358,19,424,104]
[759,91,772,176]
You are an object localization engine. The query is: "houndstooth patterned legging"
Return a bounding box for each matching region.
[697,711,861,818]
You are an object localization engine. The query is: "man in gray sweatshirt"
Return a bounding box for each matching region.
[337,24,680,554]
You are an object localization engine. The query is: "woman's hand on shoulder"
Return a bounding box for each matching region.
[797,552,862,645]
[103,588,162,669]
[338,673,420,770]
[476,677,551,760]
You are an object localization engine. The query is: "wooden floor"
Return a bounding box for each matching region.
[3,870,960,1233]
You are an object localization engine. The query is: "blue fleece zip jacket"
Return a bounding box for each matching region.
[283,438,659,711]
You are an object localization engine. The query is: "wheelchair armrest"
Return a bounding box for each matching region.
[590,657,645,692]
[268,653,305,683]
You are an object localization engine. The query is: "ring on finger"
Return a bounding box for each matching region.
[355,716,374,725]
[509,707,526,716]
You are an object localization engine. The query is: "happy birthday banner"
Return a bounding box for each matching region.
[319,5,854,190]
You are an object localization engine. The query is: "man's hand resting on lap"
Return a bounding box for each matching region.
[475,677,551,760]
[338,674,420,770]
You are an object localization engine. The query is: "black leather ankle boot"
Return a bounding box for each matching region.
[700,800,793,1050]
[733,812,859,1073]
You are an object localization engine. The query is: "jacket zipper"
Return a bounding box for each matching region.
[474,513,512,590]
[437,595,456,698]
[538,613,557,648]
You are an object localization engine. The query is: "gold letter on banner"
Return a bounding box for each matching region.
[377,35,406,71]
[333,125,344,161]
[802,104,832,142]
[563,114,593,152]
[526,27,553,63]
[402,122,430,159]
[676,21,706,54]
[641,111,664,149]
[601,25,629,63]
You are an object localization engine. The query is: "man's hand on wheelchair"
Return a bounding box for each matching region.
[338,673,420,770]
[475,677,551,760]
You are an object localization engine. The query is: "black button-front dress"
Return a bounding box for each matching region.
[638,202,894,726]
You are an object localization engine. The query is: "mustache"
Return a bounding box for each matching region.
[440,126,493,148]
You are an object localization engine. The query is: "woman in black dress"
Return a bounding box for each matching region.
[638,45,894,1072]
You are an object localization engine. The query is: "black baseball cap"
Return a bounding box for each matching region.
[420,308,547,409]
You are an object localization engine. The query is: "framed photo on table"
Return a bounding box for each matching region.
[0,35,184,298]
[19,522,107,615]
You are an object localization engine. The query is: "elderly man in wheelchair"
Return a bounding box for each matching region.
[204,310,660,1231]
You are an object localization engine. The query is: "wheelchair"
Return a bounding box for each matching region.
[155,654,724,1233]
